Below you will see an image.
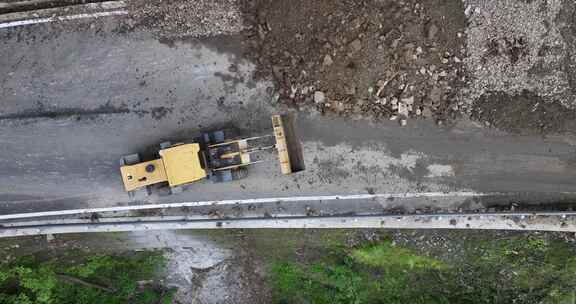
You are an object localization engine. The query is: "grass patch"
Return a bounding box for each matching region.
[351,241,446,270]
[0,251,173,304]
[268,233,576,304]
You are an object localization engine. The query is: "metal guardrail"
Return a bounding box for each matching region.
[0,212,575,238]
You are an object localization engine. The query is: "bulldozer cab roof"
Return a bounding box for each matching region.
[159,143,207,187]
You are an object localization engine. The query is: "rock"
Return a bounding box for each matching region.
[401,96,414,105]
[271,65,284,82]
[400,118,407,126]
[46,234,55,242]
[427,23,439,40]
[323,54,333,66]
[422,107,433,118]
[464,5,472,17]
[314,91,326,104]
[416,46,423,54]
[453,56,462,63]
[349,39,362,52]
[345,86,356,95]
[429,86,442,104]
[398,102,409,116]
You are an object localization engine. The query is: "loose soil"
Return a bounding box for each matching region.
[471,90,576,134]
[241,0,467,123]
[237,0,576,134]
[122,0,576,134]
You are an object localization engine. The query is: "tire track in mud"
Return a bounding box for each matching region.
[0,105,131,120]
[0,104,168,121]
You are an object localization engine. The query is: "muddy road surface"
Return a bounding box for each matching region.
[0,1,576,217]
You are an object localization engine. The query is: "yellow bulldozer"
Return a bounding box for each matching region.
[119,114,305,199]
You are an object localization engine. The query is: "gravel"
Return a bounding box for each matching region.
[128,0,244,38]
[462,0,574,109]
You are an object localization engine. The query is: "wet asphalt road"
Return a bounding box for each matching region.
[1,16,576,216]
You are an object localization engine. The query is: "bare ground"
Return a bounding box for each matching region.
[235,0,576,134]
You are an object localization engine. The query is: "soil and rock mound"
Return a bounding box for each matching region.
[238,0,576,133]
[124,0,576,134]
[241,0,467,124]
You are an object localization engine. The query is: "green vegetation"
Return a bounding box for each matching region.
[0,251,174,304]
[268,233,576,304]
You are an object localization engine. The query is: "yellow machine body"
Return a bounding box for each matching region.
[120,114,304,195]
[120,159,168,192]
[159,143,207,187]
[120,143,206,192]
[272,114,305,175]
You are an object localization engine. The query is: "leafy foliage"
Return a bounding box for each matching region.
[0,251,173,304]
[270,237,576,304]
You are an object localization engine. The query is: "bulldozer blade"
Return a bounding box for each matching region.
[272,114,305,174]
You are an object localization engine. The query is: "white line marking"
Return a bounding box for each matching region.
[0,10,127,29]
[0,191,505,221]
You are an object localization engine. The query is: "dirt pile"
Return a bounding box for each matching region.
[241,0,467,123]
[128,0,244,38]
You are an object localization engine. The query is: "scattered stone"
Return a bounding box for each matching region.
[402,96,415,105]
[397,102,409,116]
[323,54,333,66]
[349,39,362,52]
[422,107,433,118]
[427,23,439,40]
[314,91,326,104]
[345,86,356,95]
[400,118,407,126]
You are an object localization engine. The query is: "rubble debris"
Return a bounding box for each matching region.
[314,91,326,104]
[241,0,466,121]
